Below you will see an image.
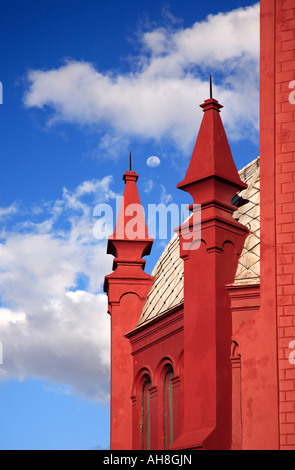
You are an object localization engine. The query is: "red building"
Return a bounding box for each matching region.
[104,0,295,450]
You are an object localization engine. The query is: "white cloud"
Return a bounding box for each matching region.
[23,4,260,153]
[0,203,18,219]
[160,184,172,205]
[143,178,154,193]
[147,156,161,168]
[0,176,116,401]
[3,3,260,400]
[170,6,259,64]
[95,133,130,160]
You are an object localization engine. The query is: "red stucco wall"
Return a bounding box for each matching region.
[260,0,295,450]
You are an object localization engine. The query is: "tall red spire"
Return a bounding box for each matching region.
[173,86,249,450]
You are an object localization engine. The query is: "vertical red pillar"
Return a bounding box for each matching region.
[104,169,154,450]
[149,386,159,450]
[172,96,249,450]
[171,376,182,444]
[260,0,295,450]
[230,344,242,450]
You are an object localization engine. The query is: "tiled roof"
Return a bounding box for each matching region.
[138,157,260,326]
[138,232,183,326]
[233,157,260,285]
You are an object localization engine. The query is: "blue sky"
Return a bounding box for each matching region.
[0,0,259,450]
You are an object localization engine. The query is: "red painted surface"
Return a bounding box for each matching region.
[104,0,295,450]
[177,98,246,193]
[104,170,154,450]
[126,306,184,450]
[173,97,249,450]
[260,0,295,450]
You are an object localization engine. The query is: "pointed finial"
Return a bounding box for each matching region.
[123,150,138,182]
[210,75,213,99]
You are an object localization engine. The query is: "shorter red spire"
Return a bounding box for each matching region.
[103,158,155,449]
[106,163,153,273]
[109,169,152,244]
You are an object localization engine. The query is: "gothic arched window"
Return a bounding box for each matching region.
[163,365,174,449]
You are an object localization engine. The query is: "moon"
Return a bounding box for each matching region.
[146,156,161,168]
